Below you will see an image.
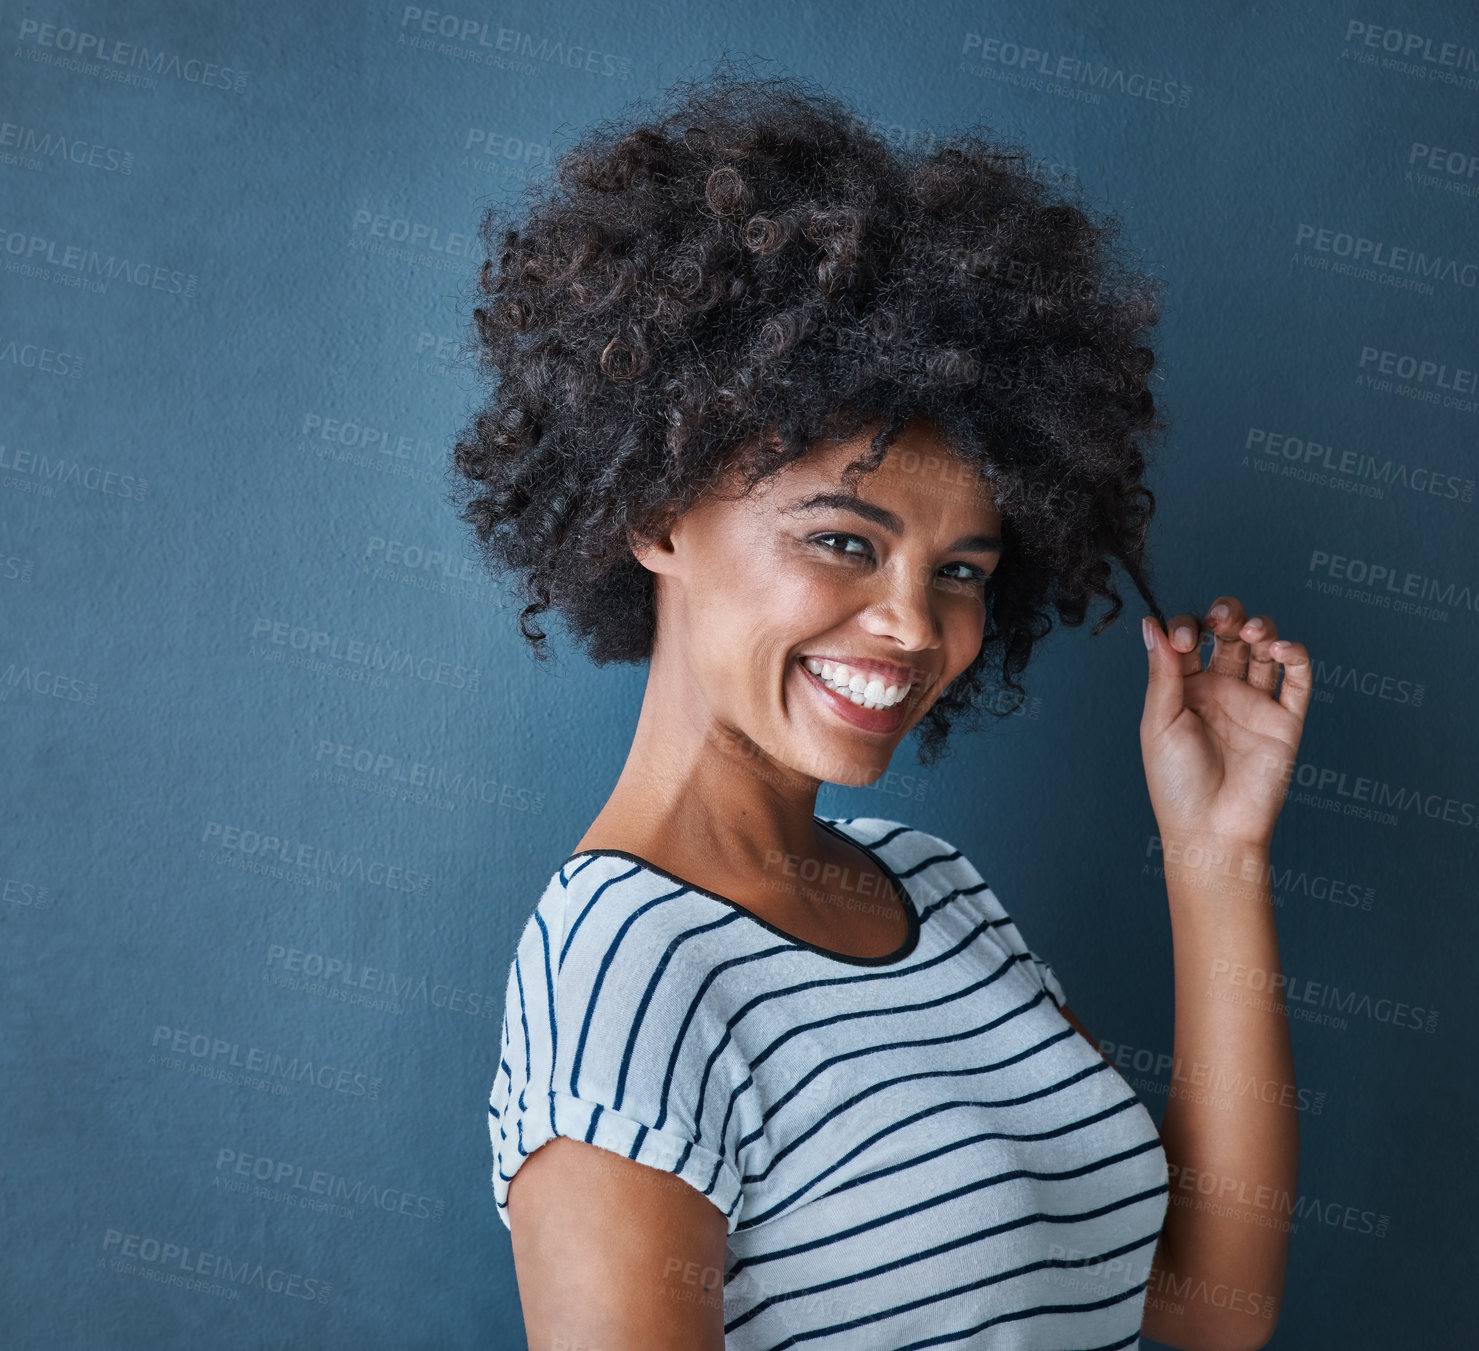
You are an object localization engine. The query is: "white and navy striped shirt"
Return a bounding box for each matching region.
[489,816,1169,1349]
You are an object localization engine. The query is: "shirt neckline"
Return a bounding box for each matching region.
[561,815,921,967]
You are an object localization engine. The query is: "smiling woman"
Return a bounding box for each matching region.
[456,57,1307,1351]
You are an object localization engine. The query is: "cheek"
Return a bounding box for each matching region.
[943,604,987,676]
[707,553,848,688]
[729,543,843,623]
[690,545,807,662]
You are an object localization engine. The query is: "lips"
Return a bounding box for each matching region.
[796,655,920,734]
[796,653,924,689]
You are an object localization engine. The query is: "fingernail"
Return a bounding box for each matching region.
[1174,625,1192,647]
[1142,617,1154,650]
[1208,603,1229,621]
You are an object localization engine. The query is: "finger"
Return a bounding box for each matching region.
[1204,597,1250,681]
[1166,611,1204,679]
[1240,614,1280,693]
[1269,638,1312,722]
[1141,615,1186,738]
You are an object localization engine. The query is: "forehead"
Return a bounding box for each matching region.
[783,424,1001,519]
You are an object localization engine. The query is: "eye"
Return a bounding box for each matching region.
[812,534,994,588]
[938,562,991,585]
[812,532,874,559]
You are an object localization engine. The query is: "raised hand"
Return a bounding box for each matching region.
[1140,597,1313,851]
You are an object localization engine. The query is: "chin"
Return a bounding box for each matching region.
[792,734,897,790]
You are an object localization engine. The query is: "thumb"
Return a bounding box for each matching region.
[1141,615,1184,738]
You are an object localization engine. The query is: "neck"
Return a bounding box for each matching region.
[579,644,828,875]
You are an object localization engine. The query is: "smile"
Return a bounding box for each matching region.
[803,657,912,708]
[796,656,918,734]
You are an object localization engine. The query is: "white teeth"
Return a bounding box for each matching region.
[802,658,912,708]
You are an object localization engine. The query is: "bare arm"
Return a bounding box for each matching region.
[508,1136,730,1351]
[1112,600,1310,1351]
[1137,840,1296,1351]
[1060,839,1298,1351]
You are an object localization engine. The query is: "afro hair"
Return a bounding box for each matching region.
[449,59,1173,763]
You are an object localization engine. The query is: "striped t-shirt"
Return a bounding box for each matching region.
[488,816,1169,1349]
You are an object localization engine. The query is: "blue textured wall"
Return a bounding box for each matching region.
[4,2,1476,1346]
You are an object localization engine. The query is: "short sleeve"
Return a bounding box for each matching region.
[974,877,1068,1010]
[487,868,746,1235]
[1021,943,1068,1010]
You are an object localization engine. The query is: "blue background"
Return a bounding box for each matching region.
[4,1,1477,1346]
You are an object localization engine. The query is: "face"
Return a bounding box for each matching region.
[633,418,1003,788]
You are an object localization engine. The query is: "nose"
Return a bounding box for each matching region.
[858,556,945,654]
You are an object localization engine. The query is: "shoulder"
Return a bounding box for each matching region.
[505,852,675,972]
[499,850,748,1062]
[545,850,746,988]
[491,853,751,1233]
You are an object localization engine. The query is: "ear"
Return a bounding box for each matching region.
[627,518,679,576]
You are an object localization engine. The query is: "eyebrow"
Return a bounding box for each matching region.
[785,491,1002,553]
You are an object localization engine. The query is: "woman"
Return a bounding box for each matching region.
[457,64,1309,1351]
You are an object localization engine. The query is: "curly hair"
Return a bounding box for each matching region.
[449,59,1174,765]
